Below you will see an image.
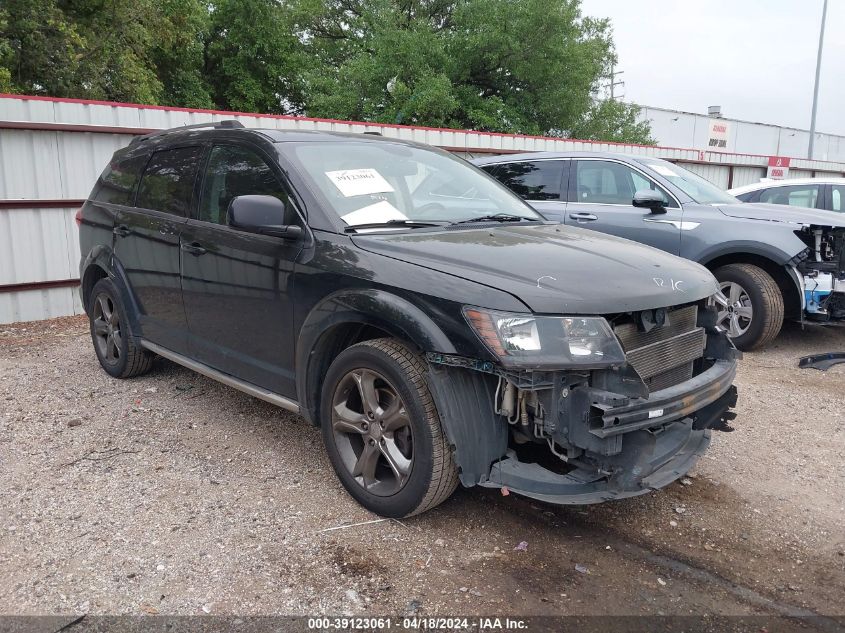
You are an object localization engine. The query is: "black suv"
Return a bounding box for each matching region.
[79,122,739,517]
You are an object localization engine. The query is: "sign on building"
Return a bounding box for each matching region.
[706,119,732,151]
[766,156,791,179]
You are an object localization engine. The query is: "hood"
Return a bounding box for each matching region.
[352,224,717,314]
[718,202,845,227]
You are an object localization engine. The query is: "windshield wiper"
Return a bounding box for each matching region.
[451,213,538,225]
[344,219,446,232]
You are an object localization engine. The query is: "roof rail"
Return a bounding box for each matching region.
[363,131,382,136]
[129,119,245,146]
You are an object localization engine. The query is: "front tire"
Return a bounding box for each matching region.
[714,263,784,351]
[320,338,458,517]
[88,278,154,378]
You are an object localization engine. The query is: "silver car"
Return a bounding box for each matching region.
[475,152,845,351]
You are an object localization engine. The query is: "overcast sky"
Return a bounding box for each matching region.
[580,0,845,135]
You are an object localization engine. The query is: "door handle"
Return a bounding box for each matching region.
[181,242,207,256]
[113,224,131,237]
[569,212,598,221]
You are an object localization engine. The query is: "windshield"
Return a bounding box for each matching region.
[639,159,739,205]
[289,141,542,228]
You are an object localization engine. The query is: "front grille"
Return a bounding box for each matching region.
[613,305,706,391]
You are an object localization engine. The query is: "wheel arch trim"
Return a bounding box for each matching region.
[295,289,458,425]
[80,246,144,337]
[700,248,803,319]
[697,243,795,268]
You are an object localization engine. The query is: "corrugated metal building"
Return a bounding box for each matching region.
[2,93,845,324]
[639,105,845,163]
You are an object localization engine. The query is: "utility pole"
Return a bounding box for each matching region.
[608,64,625,101]
[808,0,828,159]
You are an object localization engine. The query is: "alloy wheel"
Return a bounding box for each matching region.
[92,292,122,363]
[716,282,754,338]
[331,368,414,496]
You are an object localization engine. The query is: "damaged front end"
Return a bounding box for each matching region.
[426,299,739,504]
[793,225,845,321]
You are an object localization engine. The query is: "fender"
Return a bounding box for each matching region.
[80,245,144,339]
[296,288,458,424]
[79,243,112,306]
[696,241,797,268]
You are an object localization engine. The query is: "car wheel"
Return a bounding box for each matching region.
[714,263,784,351]
[88,278,154,378]
[320,338,458,517]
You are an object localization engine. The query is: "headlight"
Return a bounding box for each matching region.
[464,307,627,369]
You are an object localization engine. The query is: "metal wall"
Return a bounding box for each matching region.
[640,105,845,163]
[730,166,767,188]
[2,93,845,324]
[683,163,731,190]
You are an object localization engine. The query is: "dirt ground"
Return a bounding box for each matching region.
[0,316,843,625]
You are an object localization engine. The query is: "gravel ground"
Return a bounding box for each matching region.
[0,316,843,620]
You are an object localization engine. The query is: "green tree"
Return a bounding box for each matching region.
[296,0,653,143]
[0,0,84,96]
[149,0,214,108]
[0,9,13,92]
[568,99,655,144]
[203,0,306,113]
[0,0,212,105]
[0,0,652,143]
[65,0,212,105]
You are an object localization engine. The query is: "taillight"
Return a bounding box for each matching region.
[75,208,83,226]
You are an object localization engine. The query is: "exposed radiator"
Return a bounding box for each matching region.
[613,305,706,392]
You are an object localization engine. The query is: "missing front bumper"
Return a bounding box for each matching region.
[481,420,711,505]
[479,364,738,505]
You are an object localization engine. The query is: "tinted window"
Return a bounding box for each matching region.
[199,145,288,225]
[759,185,820,208]
[493,161,563,200]
[136,146,204,216]
[91,154,148,205]
[574,160,674,207]
[734,191,755,202]
[832,185,844,212]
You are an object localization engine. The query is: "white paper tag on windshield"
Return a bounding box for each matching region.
[341,200,407,226]
[651,164,677,177]
[326,168,394,197]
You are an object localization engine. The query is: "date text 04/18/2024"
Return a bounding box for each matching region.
[307,617,528,630]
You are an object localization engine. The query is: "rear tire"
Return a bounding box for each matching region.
[714,263,783,351]
[88,278,154,378]
[320,338,458,517]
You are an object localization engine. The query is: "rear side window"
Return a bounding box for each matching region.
[91,154,147,205]
[136,146,204,216]
[759,185,820,208]
[198,145,288,225]
[492,161,563,200]
[734,191,755,202]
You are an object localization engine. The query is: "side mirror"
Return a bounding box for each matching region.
[632,189,667,214]
[227,195,302,239]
